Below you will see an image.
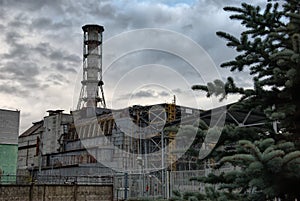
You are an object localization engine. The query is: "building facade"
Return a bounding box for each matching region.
[17,103,265,198]
[0,109,20,183]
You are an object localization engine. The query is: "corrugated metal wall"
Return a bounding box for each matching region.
[0,109,20,145]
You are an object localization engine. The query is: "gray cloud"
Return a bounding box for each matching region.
[159,91,170,97]
[1,61,40,77]
[134,90,156,98]
[47,73,70,85]
[4,13,31,36]
[33,42,52,57]
[52,63,77,74]
[0,0,64,12]
[0,61,43,93]
[31,17,74,31]
[0,0,261,132]
[82,1,117,19]
[119,89,172,101]
[173,88,184,94]
[2,44,28,60]
[21,112,31,117]
[0,84,27,96]
[5,31,22,44]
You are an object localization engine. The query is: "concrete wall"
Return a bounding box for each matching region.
[42,113,73,155]
[0,184,113,201]
[18,147,38,171]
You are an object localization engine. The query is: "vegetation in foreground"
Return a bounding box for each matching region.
[172,0,300,200]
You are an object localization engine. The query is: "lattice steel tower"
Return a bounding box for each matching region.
[77,24,106,111]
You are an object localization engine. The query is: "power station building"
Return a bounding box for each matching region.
[17,103,265,197]
[16,24,266,198]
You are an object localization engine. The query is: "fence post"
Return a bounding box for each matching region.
[43,184,46,201]
[166,170,170,199]
[124,173,128,200]
[29,183,33,201]
[73,183,77,201]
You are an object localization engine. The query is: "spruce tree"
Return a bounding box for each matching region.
[190,0,300,200]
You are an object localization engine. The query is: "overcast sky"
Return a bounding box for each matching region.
[0,0,266,133]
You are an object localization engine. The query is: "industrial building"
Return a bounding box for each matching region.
[17,103,204,195]
[17,102,265,198]
[16,24,266,199]
[0,109,20,184]
[18,110,73,175]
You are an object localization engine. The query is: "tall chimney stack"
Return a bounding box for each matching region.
[77,24,106,115]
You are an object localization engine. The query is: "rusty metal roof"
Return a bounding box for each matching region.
[19,120,43,138]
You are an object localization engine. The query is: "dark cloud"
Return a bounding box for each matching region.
[5,31,22,43]
[4,14,31,35]
[33,42,52,57]
[0,61,43,92]
[52,63,77,74]
[49,50,80,62]
[31,17,56,29]
[0,0,64,12]
[173,88,184,94]
[104,50,200,84]
[159,91,170,97]
[105,3,180,30]
[23,82,43,89]
[0,24,4,31]
[119,89,172,100]
[1,61,39,77]
[63,54,81,63]
[46,73,69,85]
[0,0,258,131]
[31,17,74,31]
[1,32,80,75]
[0,84,27,96]
[83,2,117,19]
[2,44,28,60]
[133,90,156,98]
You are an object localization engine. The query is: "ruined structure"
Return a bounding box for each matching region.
[16,24,266,199]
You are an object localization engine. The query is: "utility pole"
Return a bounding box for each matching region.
[161,131,165,198]
[124,172,128,200]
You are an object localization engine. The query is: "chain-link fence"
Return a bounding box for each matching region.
[170,170,206,194]
[114,172,164,200]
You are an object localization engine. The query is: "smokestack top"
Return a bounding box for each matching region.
[82,24,104,32]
